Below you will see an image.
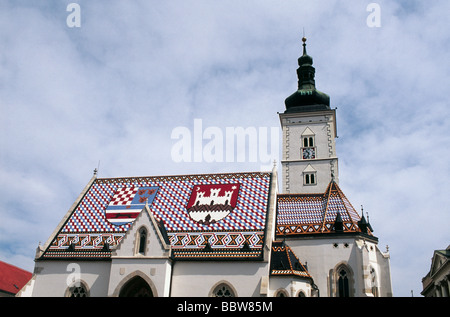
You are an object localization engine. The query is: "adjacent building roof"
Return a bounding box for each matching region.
[40,171,274,260]
[0,261,32,296]
[421,245,450,296]
[276,181,374,237]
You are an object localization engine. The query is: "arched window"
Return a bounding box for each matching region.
[332,263,354,297]
[212,283,235,297]
[302,136,315,148]
[137,227,147,255]
[338,268,350,297]
[304,172,317,185]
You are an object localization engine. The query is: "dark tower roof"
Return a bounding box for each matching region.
[284,37,330,113]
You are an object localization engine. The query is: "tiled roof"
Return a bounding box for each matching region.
[42,172,273,260]
[270,241,311,278]
[0,261,32,295]
[276,181,371,236]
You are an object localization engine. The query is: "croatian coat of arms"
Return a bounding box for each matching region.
[105,186,159,226]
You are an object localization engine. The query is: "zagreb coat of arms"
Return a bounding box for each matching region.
[186,184,240,225]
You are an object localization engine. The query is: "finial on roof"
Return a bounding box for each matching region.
[299,36,312,66]
[94,160,100,178]
[361,206,369,220]
[302,36,307,53]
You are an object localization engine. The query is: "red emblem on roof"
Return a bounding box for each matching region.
[186,184,240,225]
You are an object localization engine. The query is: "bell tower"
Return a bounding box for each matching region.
[279,37,338,194]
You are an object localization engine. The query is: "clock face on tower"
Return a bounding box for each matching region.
[302,147,316,159]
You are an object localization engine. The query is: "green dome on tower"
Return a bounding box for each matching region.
[285,37,330,113]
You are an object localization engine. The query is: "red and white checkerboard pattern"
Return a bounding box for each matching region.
[108,187,137,206]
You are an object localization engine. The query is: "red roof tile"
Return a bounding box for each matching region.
[0,261,32,295]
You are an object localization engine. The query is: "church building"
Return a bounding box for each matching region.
[18,38,393,297]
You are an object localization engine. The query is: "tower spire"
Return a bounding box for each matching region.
[297,36,315,90]
[284,35,330,113]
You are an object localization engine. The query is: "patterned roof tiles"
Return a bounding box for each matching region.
[42,172,273,260]
[276,181,370,236]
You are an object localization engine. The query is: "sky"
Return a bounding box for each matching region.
[0,0,449,297]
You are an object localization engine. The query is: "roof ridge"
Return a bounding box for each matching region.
[39,174,97,258]
[96,171,272,181]
[320,181,334,232]
[332,181,361,223]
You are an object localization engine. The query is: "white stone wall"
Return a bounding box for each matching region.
[171,261,270,297]
[108,257,172,297]
[30,260,111,297]
[286,236,392,297]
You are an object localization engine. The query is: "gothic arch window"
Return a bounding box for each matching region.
[66,281,89,297]
[211,282,236,297]
[333,264,354,297]
[136,227,148,255]
[338,268,350,297]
